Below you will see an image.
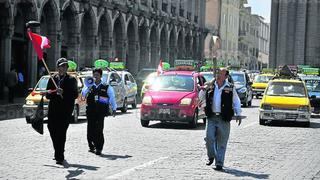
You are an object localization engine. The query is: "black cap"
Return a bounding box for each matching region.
[56,58,69,67]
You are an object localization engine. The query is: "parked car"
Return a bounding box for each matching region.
[300,75,320,116]
[140,70,207,128]
[259,78,311,126]
[230,71,253,107]
[252,74,274,98]
[23,72,85,123]
[117,71,138,108]
[80,70,128,113]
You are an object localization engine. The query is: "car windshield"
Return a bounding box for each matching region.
[266,82,306,97]
[151,75,194,92]
[254,75,273,83]
[231,73,245,85]
[304,79,320,92]
[35,77,49,91]
[145,73,157,84]
[202,74,214,82]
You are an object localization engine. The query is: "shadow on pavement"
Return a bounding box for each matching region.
[149,122,206,130]
[99,154,133,160]
[263,121,320,128]
[310,122,320,129]
[223,168,269,179]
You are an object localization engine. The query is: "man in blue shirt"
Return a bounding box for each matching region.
[82,68,117,155]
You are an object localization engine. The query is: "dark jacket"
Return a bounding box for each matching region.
[46,74,78,119]
[86,84,110,116]
[205,81,234,121]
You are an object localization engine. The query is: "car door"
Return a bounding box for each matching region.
[123,73,131,100]
[197,75,206,118]
[109,73,122,107]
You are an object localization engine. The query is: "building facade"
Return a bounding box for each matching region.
[0,0,206,97]
[258,21,269,69]
[269,0,320,68]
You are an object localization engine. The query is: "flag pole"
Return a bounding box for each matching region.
[41,58,58,89]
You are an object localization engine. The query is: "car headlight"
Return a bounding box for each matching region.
[142,96,152,105]
[261,103,272,110]
[238,87,247,93]
[180,98,192,106]
[26,100,35,105]
[298,105,310,112]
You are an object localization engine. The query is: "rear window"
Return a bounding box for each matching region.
[266,82,306,97]
[254,75,273,83]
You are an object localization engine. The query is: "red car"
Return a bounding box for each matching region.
[140,70,207,128]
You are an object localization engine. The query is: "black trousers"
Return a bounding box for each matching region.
[47,117,70,161]
[87,111,105,151]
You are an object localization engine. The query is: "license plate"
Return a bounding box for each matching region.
[274,113,286,120]
[159,108,170,114]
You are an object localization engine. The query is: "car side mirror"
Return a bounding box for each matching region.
[145,84,150,90]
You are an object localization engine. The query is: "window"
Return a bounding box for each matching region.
[128,74,136,83]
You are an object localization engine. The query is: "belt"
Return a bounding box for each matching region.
[212,112,221,116]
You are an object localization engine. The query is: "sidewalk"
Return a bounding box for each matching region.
[0,97,25,120]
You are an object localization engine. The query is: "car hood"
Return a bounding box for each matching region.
[264,95,309,108]
[146,91,194,104]
[25,91,49,103]
[252,83,268,89]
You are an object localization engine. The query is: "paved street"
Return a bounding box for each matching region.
[0,99,320,180]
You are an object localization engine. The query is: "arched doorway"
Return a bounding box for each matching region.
[80,10,96,67]
[169,28,176,66]
[185,32,191,59]
[61,5,78,65]
[40,0,58,71]
[150,25,158,67]
[160,27,168,62]
[98,14,111,60]
[138,25,148,69]
[113,16,125,61]
[126,20,138,74]
[12,1,38,95]
[177,30,184,59]
[192,35,198,59]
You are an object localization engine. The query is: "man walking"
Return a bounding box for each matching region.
[204,68,242,171]
[46,58,78,165]
[82,68,117,155]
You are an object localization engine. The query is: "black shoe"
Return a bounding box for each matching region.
[95,150,102,155]
[56,160,63,165]
[214,165,223,171]
[206,158,214,166]
[88,149,95,153]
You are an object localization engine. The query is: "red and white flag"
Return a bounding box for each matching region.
[157,59,163,75]
[27,28,51,60]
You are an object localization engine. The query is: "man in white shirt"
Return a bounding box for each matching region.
[204,68,242,171]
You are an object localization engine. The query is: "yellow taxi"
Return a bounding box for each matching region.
[252,74,274,98]
[259,78,311,127]
[23,72,86,123]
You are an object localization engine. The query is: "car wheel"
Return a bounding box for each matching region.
[259,118,266,125]
[26,116,31,124]
[141,120,149,127]
[72,105,79,123]
[189,112,198,128]
[121,98,128,113]
[132,95,137,109]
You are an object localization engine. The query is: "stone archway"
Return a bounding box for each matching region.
[126,19,138,74]
[113,16,125,61]
[61,4,79,65]
[80,9,96,67]
[185,32,191,59]
[192,35,198,59]
[169,28,176,66]
[138,25,148,69]
[98,14,112,60]
[12,0,38,93]
[40,0,59,70]
[150,25,159,67]
[0,2,12,97]
[160,26,168,62]
[177,30,184,59]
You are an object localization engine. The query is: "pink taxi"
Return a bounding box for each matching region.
[140,71,206,128]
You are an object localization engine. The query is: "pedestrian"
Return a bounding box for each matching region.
[46,58,78,165]
[204,68,242,171]
[81,68,117,155]
[5,67,18,103]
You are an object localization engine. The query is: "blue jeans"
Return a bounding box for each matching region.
[205,116,230,166]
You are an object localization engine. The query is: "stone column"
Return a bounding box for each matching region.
[269,0,279,68]
[294,0,307,65]
[0,27,13,98]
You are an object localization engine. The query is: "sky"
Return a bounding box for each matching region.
[246,0,272,23]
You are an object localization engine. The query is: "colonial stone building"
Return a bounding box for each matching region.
[0,0,206,97]
[269,0,320,68]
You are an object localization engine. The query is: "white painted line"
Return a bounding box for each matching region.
[105,156,169,179]
[242,121,257,129]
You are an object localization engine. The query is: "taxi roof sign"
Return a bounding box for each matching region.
[67,60,77,71]
[109,62,125,70]
[162,62,170,70]
[301,67,320,75]
[94,59,109,69]
[174,59,194,66]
